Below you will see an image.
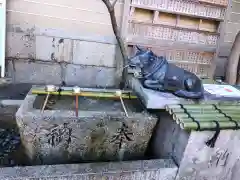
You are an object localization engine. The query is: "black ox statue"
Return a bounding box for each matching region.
[128,47,204,99]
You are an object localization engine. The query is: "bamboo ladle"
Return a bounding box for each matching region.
[116,90,129,117]
[41,85,56,113]
[73,86,81,117]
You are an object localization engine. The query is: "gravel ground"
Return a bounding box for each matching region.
[0,128,22,166]
[0,83,32,167]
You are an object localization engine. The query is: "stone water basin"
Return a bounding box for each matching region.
[8,87,178,180]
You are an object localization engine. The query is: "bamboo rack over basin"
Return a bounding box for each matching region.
[166,103,240,131]
[31,87,138,99]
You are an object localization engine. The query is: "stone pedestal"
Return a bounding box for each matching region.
[16,89,158,165]
[129,77,240,109]
[153,112,240,180]
[176,130,240,180]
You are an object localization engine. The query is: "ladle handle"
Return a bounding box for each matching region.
[41,93,50,113]
[75,95,79,117]
[120,96,129,117]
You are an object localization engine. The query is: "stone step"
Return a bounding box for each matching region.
[0,159,178,180]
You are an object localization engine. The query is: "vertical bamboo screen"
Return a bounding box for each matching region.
[122,0,228,78]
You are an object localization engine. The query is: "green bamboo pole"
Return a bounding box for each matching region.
[32,87,133,93]
[177,117,232,123]
[173,113,240,125]
[180,121,238,131]
[167,104,240,110]
[169,108,219,114]
[31,89,137,99]
[220,110,240,114]
[223,113,240,118]
[172,113,226,121]
[166,105,240,116]
[173,111,240,119]
[218,101,240,106]
[225,115,240,119]
[169,108,240,115]
[218,106,240,111]
[166,104,215,110]
[168,108,219,114]
[166,105,215,114]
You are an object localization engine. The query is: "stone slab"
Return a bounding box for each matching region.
[151,112,240,180]
[129,77,185,109]
[130,77,240,109]
[9,61,62,85]
[6,32,36,59]
[65,64,116,87]
[6,59,118,87]
[151,112,189,166]
[36,36,73,62]
[176,130,240,180]
[0,100,23,106]
[0,159,178,180]
[73,40,116,67]
[16,89,158,165]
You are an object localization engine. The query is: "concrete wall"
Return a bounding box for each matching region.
[216,0,240,77]
[220,0,240,57]
[5,0,124,87]
[5,0,240,84]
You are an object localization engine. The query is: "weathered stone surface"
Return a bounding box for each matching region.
[231,2,240,13]
[7,60,117,87]
[65,64,116,87]
[129,77,183,109]
[73,40,116,67]
[6,32,36,59]
[16,90,158,165]
[151,112,189,166]
[176,130,240,180]
[214,57,228,77]
[0,159,177,180]
[153,112,240,180]
[36,36,73,62]
[9,61,62,85]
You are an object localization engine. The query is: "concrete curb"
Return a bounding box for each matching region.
[0,100,23,106]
